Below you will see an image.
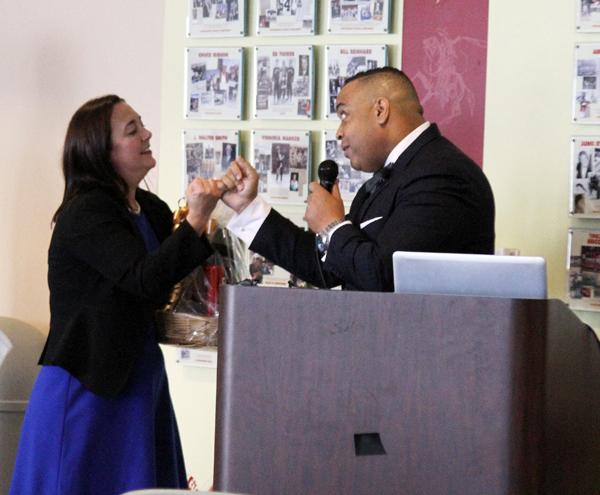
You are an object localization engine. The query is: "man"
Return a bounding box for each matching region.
[221,142,235,172]
[272,60,281,104]
[286,59,295,102]
[220,67,495,291]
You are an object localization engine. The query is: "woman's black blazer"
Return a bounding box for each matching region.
[39,187,213,398]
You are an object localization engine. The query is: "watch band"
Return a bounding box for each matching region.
[316,218,345,254]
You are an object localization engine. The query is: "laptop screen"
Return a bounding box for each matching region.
[392,251,547,299]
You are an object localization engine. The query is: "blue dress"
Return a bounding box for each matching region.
[10,212,187,495]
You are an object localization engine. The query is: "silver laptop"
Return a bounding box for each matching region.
[393,251,547,299]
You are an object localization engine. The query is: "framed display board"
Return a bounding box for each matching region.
[322,130,371,202]
[187,0,246,37]
[185,47,244,120]
[252,129,311,204]
[573,44,600,123]
[256,0,315,35]
[324,44,387,119]
[183,129,240,187]
[576,0,600,32]
[326,0,390,34]
[254,45,314,119]
[247,250,310,287]
[246,212,308,288]
[568,228,600,311]
[570,136,600,217]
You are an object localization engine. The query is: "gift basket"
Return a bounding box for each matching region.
[156,200,248,347]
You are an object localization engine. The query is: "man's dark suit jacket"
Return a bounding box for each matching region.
[39,188,213,398]
[250,124,495,292]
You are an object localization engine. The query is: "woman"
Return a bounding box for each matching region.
[577,149,592,179]
[10,95,224,494]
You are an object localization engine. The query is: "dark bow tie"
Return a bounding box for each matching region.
[363,166,391,195]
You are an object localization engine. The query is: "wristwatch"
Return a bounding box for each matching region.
[316,218,345,254]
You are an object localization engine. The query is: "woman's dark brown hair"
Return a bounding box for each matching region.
[53,95,128,223]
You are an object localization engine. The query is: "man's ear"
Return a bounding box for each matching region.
[374,97,390,125]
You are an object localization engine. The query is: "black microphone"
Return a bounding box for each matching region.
[318,160,339,193]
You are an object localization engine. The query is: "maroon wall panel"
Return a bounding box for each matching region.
[402,0,489,165]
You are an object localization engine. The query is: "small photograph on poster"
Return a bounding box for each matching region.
[256,0,315,35]
[247,209,309,287]
[576,0,600,32]
[247,250,311,288]
[187,0,245,37]
[568,228,600,311]
[252,130,310,204]
[572,44,600,123]
[327,0,389,34]
[570,136,600,216]
[254,46,313,120]
[325,45,387,119]
[186,47,243,120]
[322,130,371,202]
[183,129,240,189]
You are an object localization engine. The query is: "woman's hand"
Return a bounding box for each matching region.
[185,178,224,235]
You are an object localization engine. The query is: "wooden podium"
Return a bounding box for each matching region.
[213,285,600,495]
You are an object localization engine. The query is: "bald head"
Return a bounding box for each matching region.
[344,67,424,122]
[334,67,426,173]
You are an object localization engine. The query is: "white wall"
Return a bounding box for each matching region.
[0,0,165,330]
[484,0,600,332]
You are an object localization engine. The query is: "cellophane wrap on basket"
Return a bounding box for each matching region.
[157,203,248,347]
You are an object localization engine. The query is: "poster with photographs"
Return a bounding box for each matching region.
[322,130,371,202]
[248,250,309,287]
[573,44,600,123]
[325,44,387,119]
[183,129,240,188]
[327,0,390,34]
[570,136,600,217]
[252,130,311,204]
[186,47,243,120]
[254,46,313,119]
[567,228,600,311]
[247,212,308,288]
[576,0,600,32]
[187,0,245,37]
[256,0,315,35]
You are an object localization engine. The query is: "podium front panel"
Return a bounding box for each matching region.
[214,286,600,495]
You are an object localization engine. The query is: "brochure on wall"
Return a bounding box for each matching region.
[252,130,311,204]
[185,47,243,120]
[247,251,294,287]
[254,45,313,119]
[576,0,600,32]
[326,0,390,34]
[247,210,309,288]
[570,136,600,216]
[183,129,240,188]
[568,228,600,311]
[256,0,315,35]
[187,0,245,37]
[324,44,387,119]
[322,130,371,202]
[573,44,600,123]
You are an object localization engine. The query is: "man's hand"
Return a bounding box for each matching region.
[304,181,345,233]
[220,156,259,214]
